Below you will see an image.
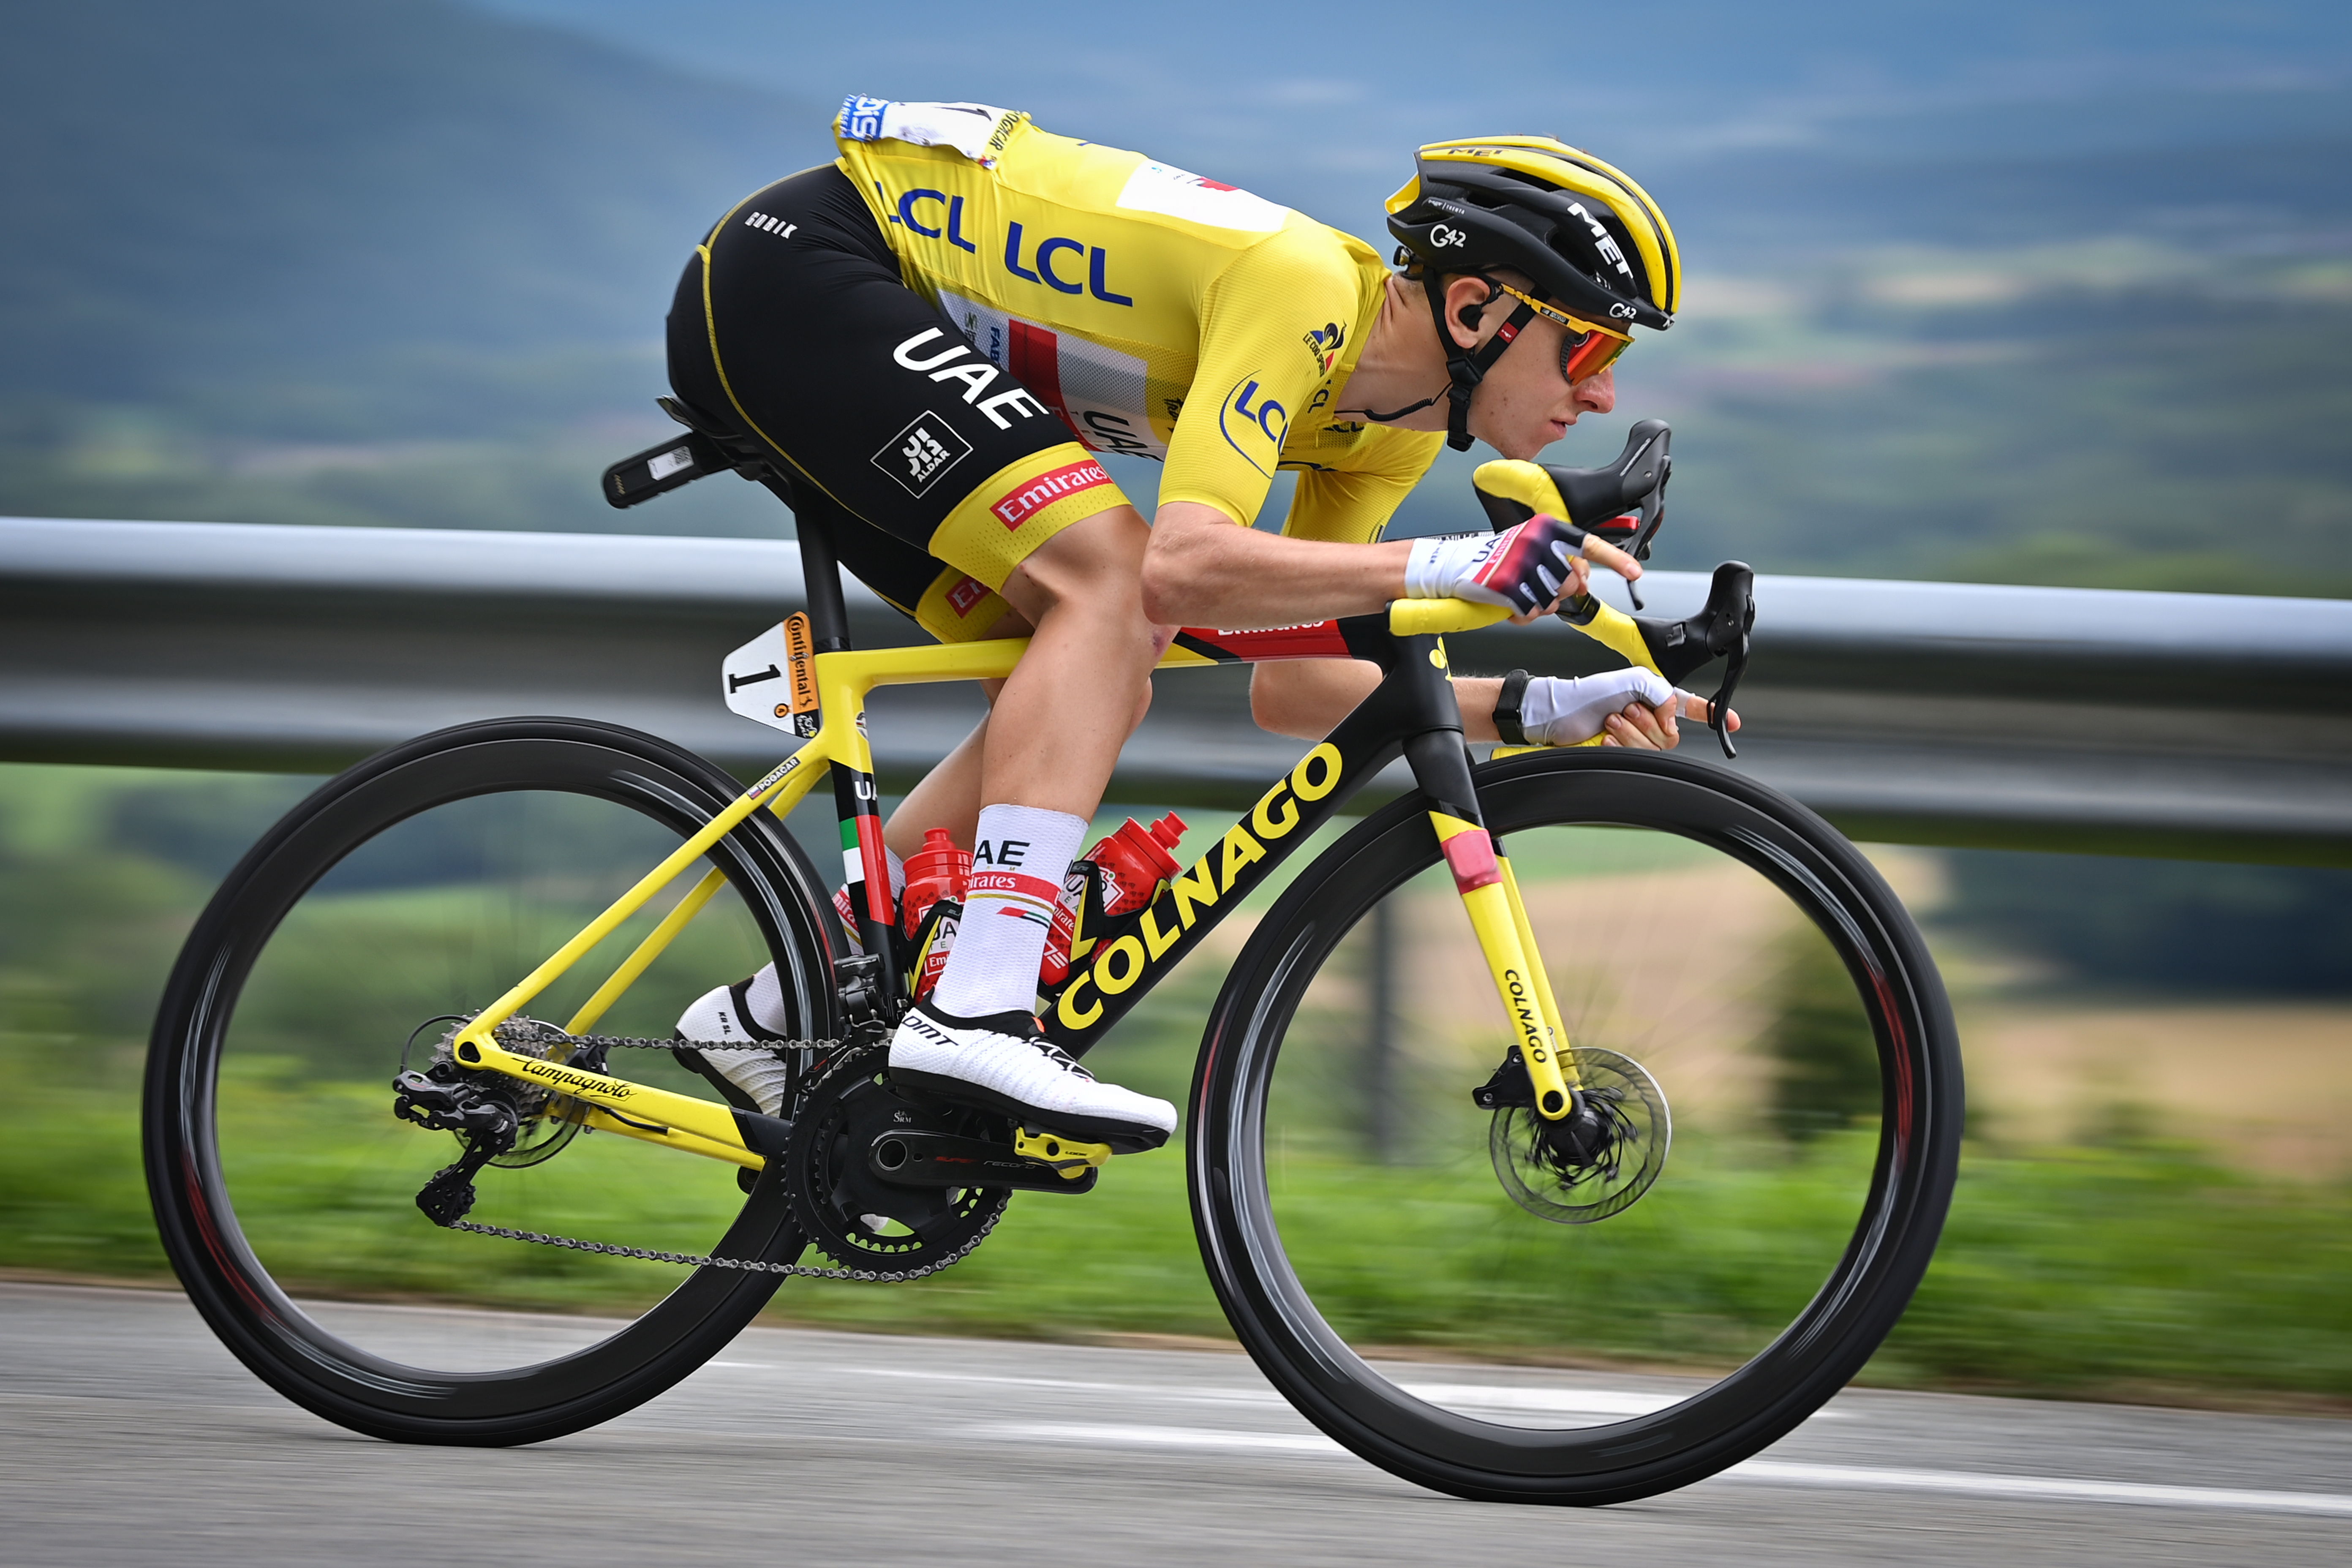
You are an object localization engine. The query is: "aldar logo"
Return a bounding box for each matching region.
[871,411,972,498]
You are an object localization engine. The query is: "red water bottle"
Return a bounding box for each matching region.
[1041,813,1186,984]
[900,828,972,999]
[1094,813,1187,915]
[900,828,971,937]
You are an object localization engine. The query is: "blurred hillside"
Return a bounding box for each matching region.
[3,0,2349,584]
[0,0,825,536]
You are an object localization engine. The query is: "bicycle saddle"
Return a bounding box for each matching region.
[601,397,771,509]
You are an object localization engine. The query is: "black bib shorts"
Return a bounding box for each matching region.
[667,164,1129,641]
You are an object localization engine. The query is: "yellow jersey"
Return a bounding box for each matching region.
[833,97,1442,545]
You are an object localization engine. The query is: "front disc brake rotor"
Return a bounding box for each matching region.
[784,1045,1011,1274]
[1490,1045,1671,1224]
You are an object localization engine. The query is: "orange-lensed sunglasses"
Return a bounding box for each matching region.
[1492,280,1635,384]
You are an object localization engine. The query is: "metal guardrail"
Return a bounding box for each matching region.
[5,516,2350,863]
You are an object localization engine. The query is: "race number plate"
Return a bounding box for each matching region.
[723,613,820,736]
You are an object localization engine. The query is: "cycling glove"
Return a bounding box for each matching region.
[1519,668,1676,745]
[1405,514,1587,615]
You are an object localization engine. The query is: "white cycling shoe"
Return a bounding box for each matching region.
[887,1000,1176,1154]
[673,974,793,1117]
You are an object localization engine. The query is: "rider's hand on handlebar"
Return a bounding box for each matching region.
[1407,514,1640,621]
[1600,690,1742,751]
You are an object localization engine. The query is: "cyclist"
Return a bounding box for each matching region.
[670,99,1717,1152]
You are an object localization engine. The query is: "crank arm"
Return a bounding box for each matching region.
[868,1130,1101,1194]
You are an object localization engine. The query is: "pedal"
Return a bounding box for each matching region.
[1014,1126,1113,1178]
[866,1130,1101,1194]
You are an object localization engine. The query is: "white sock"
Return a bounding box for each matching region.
[742,963,791,1035]
[930,804,1084,1019]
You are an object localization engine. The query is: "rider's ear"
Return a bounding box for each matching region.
[1446,277,1487,345]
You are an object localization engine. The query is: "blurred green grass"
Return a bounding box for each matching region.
[2,762,2347,1410]
[7,1024,2346,1406]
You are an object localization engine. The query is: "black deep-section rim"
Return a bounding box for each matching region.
[1187,747,1963,1505]
[142,718,838,1446]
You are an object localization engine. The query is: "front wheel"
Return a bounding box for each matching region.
[1189,748,1963,1504]
[144,719,839,1446]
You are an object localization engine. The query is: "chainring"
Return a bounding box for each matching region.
[1489,1045,1671,1224]
[782,1043,1011,1277]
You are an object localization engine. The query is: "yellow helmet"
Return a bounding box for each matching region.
[1377,137,1680,449]
[1386,136,1680,331]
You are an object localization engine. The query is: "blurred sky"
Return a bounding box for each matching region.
[477,0,2352,244]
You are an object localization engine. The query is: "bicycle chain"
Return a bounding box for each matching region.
[439,1021,982,1282]
[438,1214,987,1283]
[488,1020,843,1055]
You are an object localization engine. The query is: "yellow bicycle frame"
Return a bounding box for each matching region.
[441,594,1606,1166]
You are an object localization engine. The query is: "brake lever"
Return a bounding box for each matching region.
[1707,629,1748,760]
[1612,424,1672,613]
[1558,559,1752,760]
[1477,420,1672,611]
[1699,562,1753,760]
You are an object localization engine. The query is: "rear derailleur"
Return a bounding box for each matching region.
[392,1064,522,1225]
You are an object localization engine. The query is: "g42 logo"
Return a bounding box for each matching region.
[1429,222,1467,248]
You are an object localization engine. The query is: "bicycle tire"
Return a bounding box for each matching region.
[1189,747,1963,1504]
[144,718,839,1446]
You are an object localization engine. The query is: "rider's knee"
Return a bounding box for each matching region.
[1003,506,1150,625]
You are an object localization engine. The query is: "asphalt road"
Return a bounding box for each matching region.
[3,1281,2347,1567]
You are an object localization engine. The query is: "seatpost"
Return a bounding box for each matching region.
[763,473,852,653]
[760,472,901,1005]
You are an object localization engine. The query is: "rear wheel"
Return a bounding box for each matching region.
[1189,748,1962,1504]
[144,719,837,1445]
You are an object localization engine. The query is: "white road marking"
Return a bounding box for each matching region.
[850,1367,1277,1402]
[1731,1460,2352,1516]
[710,1363,1843,1422]
[1004,1421,1339,1454]
[707,1363,1277,1402]
[992,1423,2352,1516]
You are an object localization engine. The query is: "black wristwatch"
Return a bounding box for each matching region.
[1494,668,1532,746]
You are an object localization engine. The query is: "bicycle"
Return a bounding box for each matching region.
[144,415,1962,1506]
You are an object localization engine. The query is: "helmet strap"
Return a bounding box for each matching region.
[1423,272,1535,452]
